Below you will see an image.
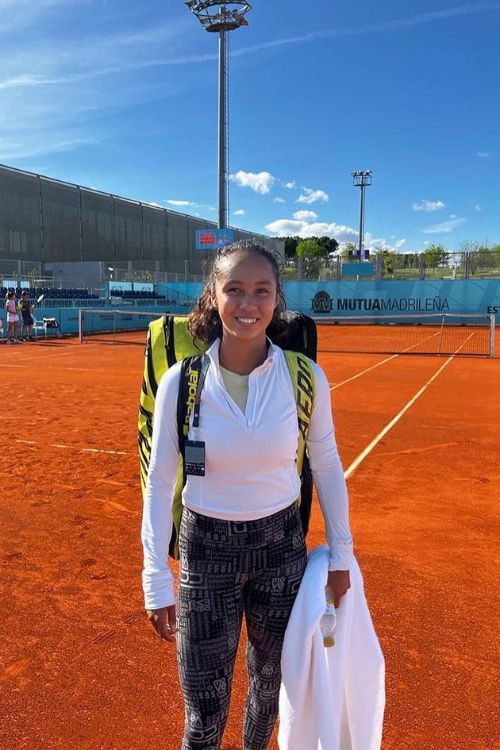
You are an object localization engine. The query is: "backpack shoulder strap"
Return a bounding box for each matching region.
[168,354,204,560]
[176,355,204,458]
[283,350,315,475]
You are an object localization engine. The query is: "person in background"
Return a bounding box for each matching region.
[18,291,35,341]
[5,291,20,344]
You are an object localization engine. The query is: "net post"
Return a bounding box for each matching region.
[437,315,445,356]
[78,309,84,343]
[489,314,495,359]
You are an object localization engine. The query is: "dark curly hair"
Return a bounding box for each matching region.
[188,240,287,346]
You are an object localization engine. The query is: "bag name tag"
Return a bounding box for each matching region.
[184,440,206,476]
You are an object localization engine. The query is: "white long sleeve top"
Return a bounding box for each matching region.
[141,338,353,610]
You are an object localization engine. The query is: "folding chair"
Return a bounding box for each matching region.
[32,317,47,339]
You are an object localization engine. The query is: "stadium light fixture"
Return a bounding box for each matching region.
[351,170,373,262]
[185,1,251,32]
[185,1,252,229]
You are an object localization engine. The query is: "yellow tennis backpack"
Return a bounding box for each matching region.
[138,312,317,558]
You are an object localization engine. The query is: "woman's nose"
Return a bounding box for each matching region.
[238,293,258,309]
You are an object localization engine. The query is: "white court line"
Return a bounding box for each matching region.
[343,333,474,480]
[15,439,128,456]
[0,362,135,374]
[330,354,398,390]
[11,342,105,361]
[329,330,442,391]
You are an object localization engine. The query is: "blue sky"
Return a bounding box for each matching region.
[1,0,499,253]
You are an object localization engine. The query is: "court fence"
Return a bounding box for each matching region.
[3,250,499,290]
[283,250,500,282]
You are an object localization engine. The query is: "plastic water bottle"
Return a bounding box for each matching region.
[320,600,336,648]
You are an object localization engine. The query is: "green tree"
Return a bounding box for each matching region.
[403,253,418,269]
[296,238,324,258]
[463,241,500,275]
[424,244,449,268]
[284,236,300,258]
[374,247,398,275]
[317,236,339,256]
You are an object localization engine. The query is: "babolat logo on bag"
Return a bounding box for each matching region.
[311,291,333,313]
[184,365,199,436]
[296,355,313,441]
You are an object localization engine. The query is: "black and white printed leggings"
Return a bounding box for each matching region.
[176,503,307,750]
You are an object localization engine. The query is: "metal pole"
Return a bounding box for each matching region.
[358,183,365,262]
[78,187,84,262]
[218,31,227,229]
[111,194,117,267]
[488,312,495,358]
[38,175,45,276]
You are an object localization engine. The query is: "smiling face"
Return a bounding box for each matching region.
[213,251,278,344]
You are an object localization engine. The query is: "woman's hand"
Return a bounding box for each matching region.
[326,570,351,608]
[146,605,178,642]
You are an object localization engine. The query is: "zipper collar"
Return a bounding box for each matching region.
[206,337,277,374]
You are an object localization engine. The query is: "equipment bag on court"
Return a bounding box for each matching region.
[138,312,318,559]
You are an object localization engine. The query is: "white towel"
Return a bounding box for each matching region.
[278,546,385,750]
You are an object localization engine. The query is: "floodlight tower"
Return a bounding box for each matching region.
[351,170,373,261]
[185,1,252,230]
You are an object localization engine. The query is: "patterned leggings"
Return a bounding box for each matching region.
[176,503,307,750]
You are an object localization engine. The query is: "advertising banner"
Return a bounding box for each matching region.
[195,228,235,251]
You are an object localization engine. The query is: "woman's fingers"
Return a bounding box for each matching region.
[326,570,351,608]
[147,605,178,642]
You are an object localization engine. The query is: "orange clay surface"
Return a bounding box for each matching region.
[1,329,499,750]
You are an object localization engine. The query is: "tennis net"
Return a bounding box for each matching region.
[314,313,495,357]
[78,309,496,357]
[79,309,164,345]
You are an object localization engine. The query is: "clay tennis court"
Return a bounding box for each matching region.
[1,325,499,750]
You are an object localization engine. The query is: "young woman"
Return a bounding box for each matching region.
[5,291,20,343]
[141,241,353,750]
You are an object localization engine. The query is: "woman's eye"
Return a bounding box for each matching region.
[257,289,269,295]
[227,287,241,294]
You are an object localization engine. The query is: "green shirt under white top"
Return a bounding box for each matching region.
[219,365,249,414]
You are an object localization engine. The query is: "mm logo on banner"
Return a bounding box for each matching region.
[311,291,334,313]
[195,228,235,251]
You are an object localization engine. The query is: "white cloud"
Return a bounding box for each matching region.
[412,199,445,212]
[265,218,357,243]
[273,197,286,204]
[474,204,482,212]
[233,209,245,216]
[229,170,275,195]
[296,187,329,205]
[449,214,457,218]
[283,180,296,189]
[423,217,466,234]
[293,210,318,221]
[477,151,490,159]
[266,215,407,254]
[166,199,196,207]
